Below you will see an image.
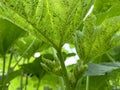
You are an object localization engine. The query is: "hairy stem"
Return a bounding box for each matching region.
[57,48,71,90]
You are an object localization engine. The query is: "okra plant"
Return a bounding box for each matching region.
[0,0,120,90]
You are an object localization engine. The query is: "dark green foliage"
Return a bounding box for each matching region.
[0,18,25,56]
[21,57,46,79]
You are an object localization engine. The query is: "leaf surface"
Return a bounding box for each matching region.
[75,15,120,62]
[0,18,25,56]
[93,0,120,25]
[21,57,46,78]
[0,70,22,86]
[0,0,94,48]
[85,62,120,76]
[15,34,49,58]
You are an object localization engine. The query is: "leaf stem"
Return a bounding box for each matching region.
[86,76,89,90]
[20,72,23,90]
[20,58,25,90]
[25,59,29,90]
[75,77,84,89]
[7,53,13,73]
[57,48,71,90]
[106,53,115,62]
[2,55,6,90]
[12,39,36,69]
[24,76,28,90]
[36,79,41,90]
[59,77,65,90]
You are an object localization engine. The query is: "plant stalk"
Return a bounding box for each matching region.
[2,55,6,90]
[7,53,13,73]
[86,76,89,90]
[12,39,36,69]
[59,77,65,90]
[57,48,71,90]
[24,75,28,90]
[25,58,29,90]
[20,58,26,90]
[106,53,115,62]
[20,72,23,90]
[36,79,41,90]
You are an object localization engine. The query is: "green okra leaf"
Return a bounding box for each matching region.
[0,0,94,48]
[75,14,120,63]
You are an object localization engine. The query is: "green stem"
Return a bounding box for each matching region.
[86,76,89,90]
[20,72,23,90]
[7,53,13,73]
[25,75,28,90]
[106,53,115,62]
[20,58,26,90]
[25,59,29,90]
[12,39,36,69]
[2,55,6,90]
[57,48,71,90]
[59,77,65,90]
[36,79,40,90]
[75,77,84,90]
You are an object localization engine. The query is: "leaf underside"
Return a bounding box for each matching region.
[0,0,94,48]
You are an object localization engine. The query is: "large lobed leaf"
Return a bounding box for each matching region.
[75,14,120,63]
[0,0,94,48]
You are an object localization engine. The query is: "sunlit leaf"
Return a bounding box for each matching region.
[93,0,120,25]
[0,0,94,48]
[0,70,22,86]
[15,34,49,58]
[0,18,25,56]
[75,14,120,63]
